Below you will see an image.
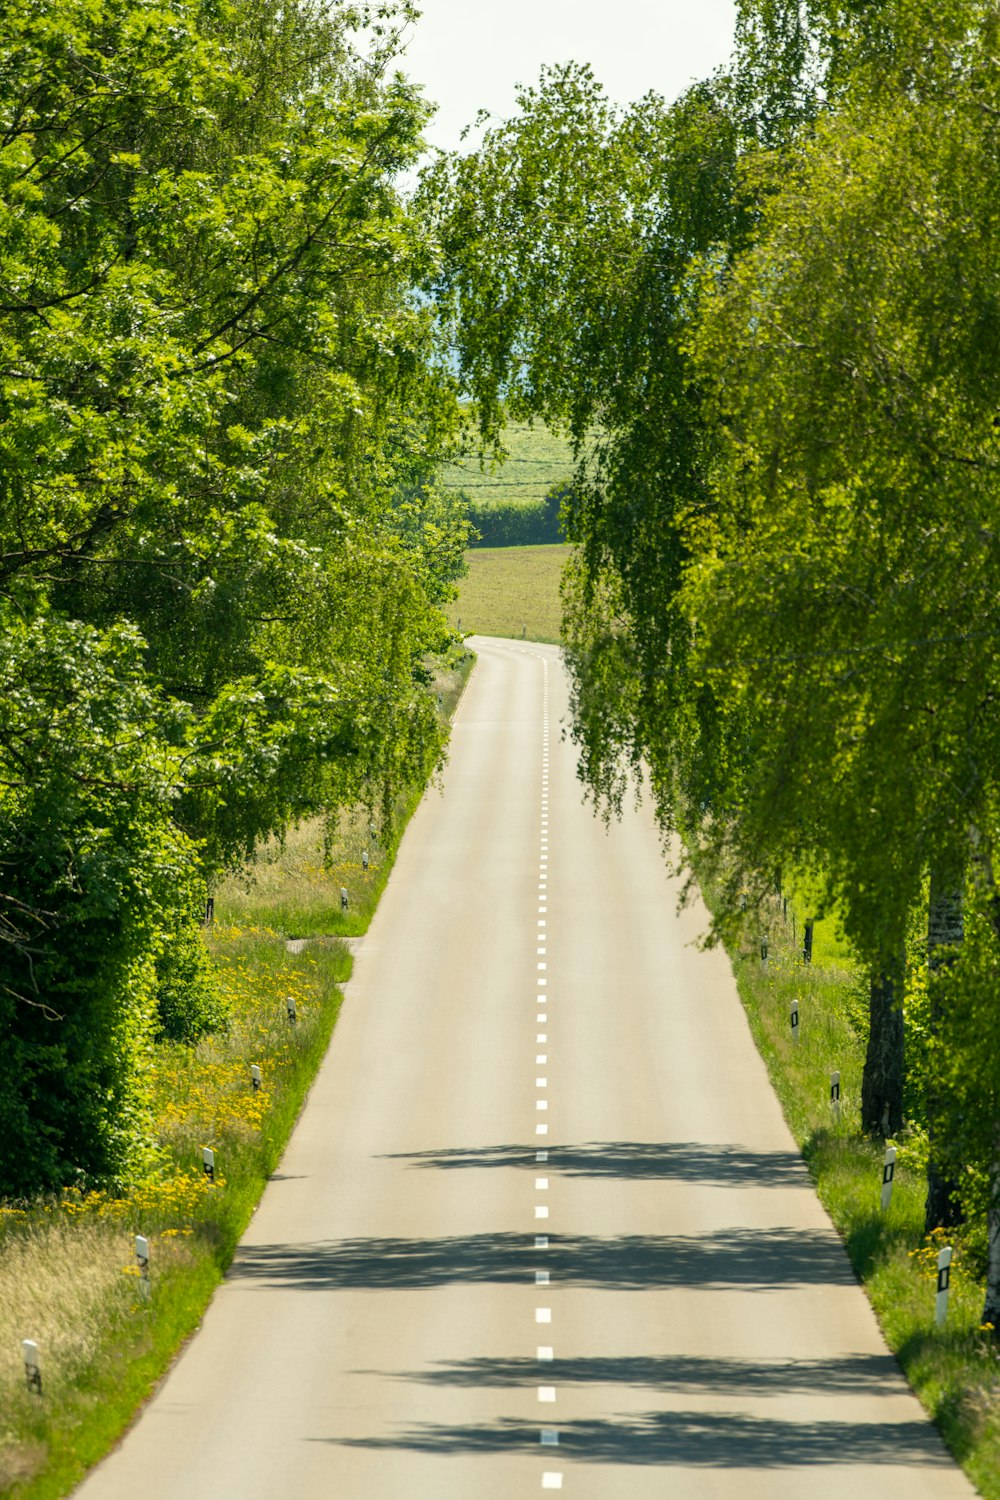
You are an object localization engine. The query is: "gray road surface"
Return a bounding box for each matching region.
[76,636,975,1498]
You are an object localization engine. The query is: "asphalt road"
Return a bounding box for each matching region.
[76,636,975,1499]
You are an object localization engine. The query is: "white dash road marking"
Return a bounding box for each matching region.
[535,1236,549,1249]
[536,1054,547,1064]
[536,1124,549,1135]
[536,1308,552,1323]
[538,1346,554,1361]
[535,1206,549,1219]
[542,1474,563,1490]
[536,1177,549,1188]
[536,1078,548,1088]
[538,1387,556,1402]
[536,1150,549,1162]
[536,1100,548,1110]
[537,1033,547,1042]
[535,1270,551,1285]
[541,1429,559,1446]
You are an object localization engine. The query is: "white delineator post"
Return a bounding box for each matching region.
[22,1340,41,1395]
[790,1000,800,1044]
[880,1145,897,1212]
[936,1245,953,1328]
[830,1070,841,1123]
[135,1234,151,1299]
[251,1063,262,1092]
[202,1146,216,1185]
[286,995,296,1024]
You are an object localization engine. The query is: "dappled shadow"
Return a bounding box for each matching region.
[229,1225,852,1292]
[355,1351,900,1396]
[330,1409,952,1467]
[382,1140,807,1189]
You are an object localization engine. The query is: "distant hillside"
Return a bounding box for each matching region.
[439,422,575,509]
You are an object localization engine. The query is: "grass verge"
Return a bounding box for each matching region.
[0,649,475,1499]
[697,869,1000,1496]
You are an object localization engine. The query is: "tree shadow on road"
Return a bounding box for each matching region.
[353,1351,901,1396]
[325,1408,953,1467]
[229,1225,852,1291]
[381,1140,807,1189]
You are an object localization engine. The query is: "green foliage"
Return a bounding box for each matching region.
[0,0,465,1191]
[0,614,200,1193]
[154,924,228,1045]
[466,485,567,548]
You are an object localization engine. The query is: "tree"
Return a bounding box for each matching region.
[0,0,467,1191]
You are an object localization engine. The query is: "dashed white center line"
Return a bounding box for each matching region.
[536,1124,549,1135]
[542,1474,563,1490]
[538,1386,556,1402]
[536,1053,547,1064]
[541,1429,559,1446]
[536,1307,552,1323]
[535,1176,549,1189]
[535,1270,550,1285]
[536,1150,548,1162]
[537,1346,554,1361]
[535,1205,549,1218]
[537,1032,547,1042]
[536,1100,548,1111]
[535,1235,549,1249]
[536,1077,548,1088]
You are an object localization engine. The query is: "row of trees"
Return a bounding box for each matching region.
[0,0,468,1194]
[423,0,1000,1326]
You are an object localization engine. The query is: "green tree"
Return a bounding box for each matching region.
[0,0,466,1191]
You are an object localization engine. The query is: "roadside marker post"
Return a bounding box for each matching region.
[22,1340,41,1395]
[935,1245,953,1328]
[803,920,814,964]
[790,1000,800,1044]
[830,1071,841,1123]
[880,1145,896,1212]
[760,935,769,967]
[362,849,369,873]
[135,1234,151,1298]
[286,995,297,1024]
[251,1064,262,1092]
[202,1146,215,1185]
[340,887,348,913]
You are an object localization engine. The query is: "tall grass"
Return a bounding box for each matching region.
[703,877,1000,1496]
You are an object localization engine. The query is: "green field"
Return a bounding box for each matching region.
[448,544,570,644]
[440,423,577,508]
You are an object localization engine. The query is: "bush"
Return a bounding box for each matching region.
[0,616,206,1194]
[154,923,228,1044]
[467,483,569,547]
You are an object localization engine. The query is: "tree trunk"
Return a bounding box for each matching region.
[983,1155,1000,1336]
[924,871,965,1233]
[860,960,904,1137]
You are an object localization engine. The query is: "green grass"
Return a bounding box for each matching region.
[448,543,570,644]
[0,651,475,1500]
[700,872,1000,1495]
[440,422,577,508]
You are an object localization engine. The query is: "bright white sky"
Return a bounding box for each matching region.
[398,0,739,154]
